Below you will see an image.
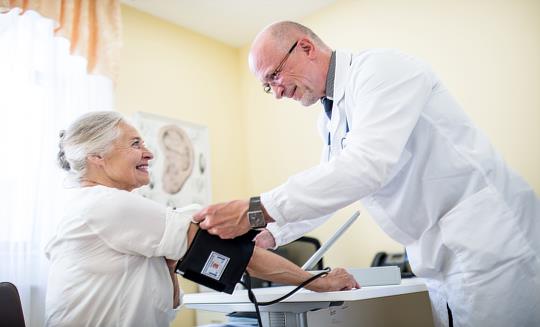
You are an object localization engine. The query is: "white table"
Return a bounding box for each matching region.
[184,278,434,327]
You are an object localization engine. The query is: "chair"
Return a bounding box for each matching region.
[274,236,323,269]
[250,236,323,288]
[0,282,26,327]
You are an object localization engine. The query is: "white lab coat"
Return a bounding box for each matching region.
[44,185,196,327]
[262,49,540,327]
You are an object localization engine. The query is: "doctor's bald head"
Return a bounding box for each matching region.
[249,21,332,106]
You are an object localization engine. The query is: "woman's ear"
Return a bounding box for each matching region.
[87,154,104,167]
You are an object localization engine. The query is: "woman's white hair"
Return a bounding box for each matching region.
[57,111,125,183]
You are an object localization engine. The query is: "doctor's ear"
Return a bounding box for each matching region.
[298,38,315,58]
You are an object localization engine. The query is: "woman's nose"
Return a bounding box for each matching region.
[143,146,153,160]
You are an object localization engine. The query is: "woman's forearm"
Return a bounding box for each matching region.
[246,247,328,292]
[170,270,180,308]
[180,224,357,292]
[165,258,180,308]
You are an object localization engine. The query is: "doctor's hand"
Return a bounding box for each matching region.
[254,229,276,249]
[308,268,360,292]
[192,200,251,239]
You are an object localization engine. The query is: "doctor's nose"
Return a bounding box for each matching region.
[271,84,285,99]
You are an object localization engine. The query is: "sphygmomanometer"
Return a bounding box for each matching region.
[175,227,259,294]
[175,227,330,326]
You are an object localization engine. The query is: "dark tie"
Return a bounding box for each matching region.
[321,97,333,119]
[322,97,349,134]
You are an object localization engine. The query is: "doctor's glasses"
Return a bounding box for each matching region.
[262,41,298,94]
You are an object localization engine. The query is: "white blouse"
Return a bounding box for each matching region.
[44,185,196,327]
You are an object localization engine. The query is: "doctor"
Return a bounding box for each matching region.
[193,21,540,327]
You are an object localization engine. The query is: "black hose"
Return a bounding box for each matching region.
[238,268,331,326]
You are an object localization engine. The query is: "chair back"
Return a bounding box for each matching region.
[0,282,26,327]
[274,236,323,270]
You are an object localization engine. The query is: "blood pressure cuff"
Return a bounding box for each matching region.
[175,229,259,294]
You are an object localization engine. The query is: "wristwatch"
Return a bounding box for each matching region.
[247,196,267,229]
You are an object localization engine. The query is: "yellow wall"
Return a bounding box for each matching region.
[119,1,540,326]
[118,5,248,203]
[239,0,540,268]
[117,6,246,327]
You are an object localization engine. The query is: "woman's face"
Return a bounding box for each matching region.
[99,122,153,191]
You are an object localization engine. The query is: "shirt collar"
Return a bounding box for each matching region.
[324,51,336,100]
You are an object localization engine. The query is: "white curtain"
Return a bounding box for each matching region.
[0,8,113,326]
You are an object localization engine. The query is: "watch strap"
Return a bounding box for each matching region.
[248,196,266,229]
[248,196,262,211]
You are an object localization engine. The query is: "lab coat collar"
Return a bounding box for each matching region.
[325,50,354,139]
[332,50,354,104]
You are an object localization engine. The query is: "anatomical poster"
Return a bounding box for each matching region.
[132,112,211,208]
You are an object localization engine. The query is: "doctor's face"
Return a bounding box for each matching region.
[98,122,154,192]
[250,38,325,107]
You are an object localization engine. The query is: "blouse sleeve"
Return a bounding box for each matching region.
[85,188,198,259]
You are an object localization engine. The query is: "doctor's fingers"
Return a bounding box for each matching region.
[193,202,227,222]
[198,214,217,230]
[207,220,250,239]
[208,227,238,239]
[192,207,210,223]
[198,214,236,238]
[193,203,226,224]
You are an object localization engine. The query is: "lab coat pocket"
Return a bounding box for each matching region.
[439,186,536,277]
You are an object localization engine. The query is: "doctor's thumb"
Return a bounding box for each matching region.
[198,217,217,230]
[192,209,208,223]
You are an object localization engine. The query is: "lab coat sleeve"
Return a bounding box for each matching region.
[264,119,333,247]
[262,52,433,225]
[266,213,332,247]
[85,189,195,259]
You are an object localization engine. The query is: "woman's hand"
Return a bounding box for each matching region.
[306,268,360,292]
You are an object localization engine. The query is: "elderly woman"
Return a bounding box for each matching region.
[44,111,358,327]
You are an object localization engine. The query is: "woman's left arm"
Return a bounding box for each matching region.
[165,258,180,308]
[246,247,359,292]
[164,222,201,308]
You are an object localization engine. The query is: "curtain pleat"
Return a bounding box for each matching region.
[1,0,121,81]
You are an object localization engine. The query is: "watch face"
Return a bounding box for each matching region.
[248,211,265,228]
